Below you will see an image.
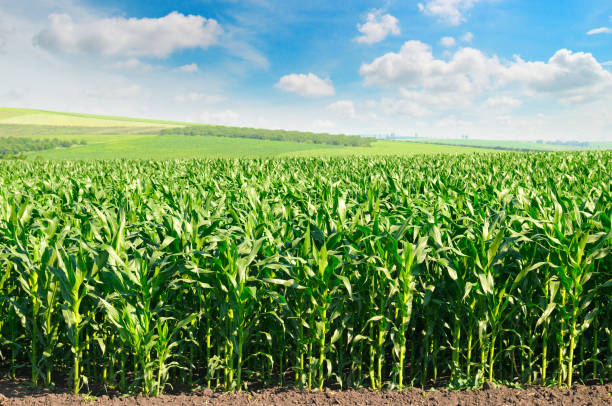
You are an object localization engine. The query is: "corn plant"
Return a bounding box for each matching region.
[0,152,609,395]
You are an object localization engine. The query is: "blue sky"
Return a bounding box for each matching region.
[1,0,611,140]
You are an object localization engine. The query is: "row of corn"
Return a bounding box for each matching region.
[0,152,610,395]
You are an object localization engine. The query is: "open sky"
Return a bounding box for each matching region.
[1,0,611,141]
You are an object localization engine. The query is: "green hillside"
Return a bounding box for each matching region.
[1,107,499,159]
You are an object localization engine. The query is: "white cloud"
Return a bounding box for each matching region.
[34,12,222,58]
[327,100,355,118]
[86,85,142,99]
[275,73,335,97]
[354,10,400,44]
[199,110,240,125]
[360,41,612,105]
[587,27,612,35]
[505,50,612,96]
[174,63,199,73]
[440,36,456,47]
[107,58,152,71]
[173,92,224,104]
[360,41,497,91]
[461,32,474,42]
[418,0,482,25]
[484,96,522,109]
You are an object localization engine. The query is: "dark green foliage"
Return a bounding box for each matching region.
[0,137,85,156]
[0,152,610,395]
[160,125,374,147]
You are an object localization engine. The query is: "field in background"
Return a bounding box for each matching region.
[0,107,184,126]
[18,134,496,159]
[282,140,492,157]
[29,134,339,159]
[1,108,499,159]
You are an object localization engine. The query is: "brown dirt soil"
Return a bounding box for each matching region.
[0,379,610,406]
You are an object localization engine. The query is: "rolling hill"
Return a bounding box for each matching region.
[0,107,501,159]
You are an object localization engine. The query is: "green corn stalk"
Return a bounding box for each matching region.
[50,247,97,394]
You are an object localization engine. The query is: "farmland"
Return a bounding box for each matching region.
[22,136,496,160]
[0,152,610,397]
[0,108,499,159]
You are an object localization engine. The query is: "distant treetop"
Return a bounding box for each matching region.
[159,125,374,147]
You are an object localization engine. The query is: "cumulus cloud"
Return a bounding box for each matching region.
[506,50,612,96]
[34,12,222,58]
[360,41,497,91]
[587,27,612,35]
[418,0,482,25]
[440,36,456,47]
[327,100,356,118]
[360,41,612,105]
[174,63,199,73]
[275,73,335,97]
[354,10,400,44]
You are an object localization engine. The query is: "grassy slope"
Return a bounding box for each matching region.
[2,107,499,159]
[0,124,166,136]
[0,107,184,126]
[282,140,491,157]
[29,135,341,159]
[0,113,176,128]
[30,136,496,160]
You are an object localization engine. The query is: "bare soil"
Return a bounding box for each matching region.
[0,378,610,406]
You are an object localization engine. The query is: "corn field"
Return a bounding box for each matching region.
[0,152,610,395]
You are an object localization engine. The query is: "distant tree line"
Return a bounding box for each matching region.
[0,137,86,157]
[159,125,374,147]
